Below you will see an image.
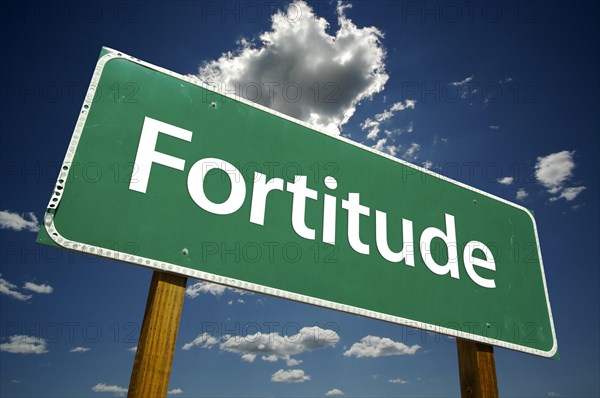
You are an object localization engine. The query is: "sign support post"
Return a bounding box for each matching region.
[457,338,499,398]
[128,271,187,398]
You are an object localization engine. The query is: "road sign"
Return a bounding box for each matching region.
[38,47,557,357]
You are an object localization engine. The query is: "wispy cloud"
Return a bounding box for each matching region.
[185,281,251,298]
[362,99,416,140]
[0,275,32,301]
[371,137,399,157]
[549,186,586,202]
[91,383,127,396]
[168,388,183,395]
[0,210,39,232]
[450,75,474,86]
[343,336,420,358]
[403,142,421,160]
[70,347,90,353]
[389,378,408,384]
[0,335,48,354]
[198,0,388,134]
[271,369,310,383]
[181,333,219,351]
[489,125,500,130]
[23,282,53,294]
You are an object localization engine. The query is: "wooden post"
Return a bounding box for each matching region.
[128,271,187,398]
[456,338,499,398]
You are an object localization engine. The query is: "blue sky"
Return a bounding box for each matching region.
[1,1,599,397]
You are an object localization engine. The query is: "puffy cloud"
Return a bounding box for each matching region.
[516,188,529,201]
[182,326,338,365]
[23,282,53,294]
[549,186,586,202]
[0,210,39,232]
[389,378,408,384]
[181,332,219,351]
[198,1,388,135]
[489,125,500,130]
[220,326,338,364]
[497,177,514,185]
[535,151,575,193]
[271,369,310,383]
[422,160,433,170]
[70,347,90,353]
[0,335,48,354]
[325,388,345,396]
[91,383,127,395]
[168,388,183,395]
[0,275,32,301]
[343,335,420,358]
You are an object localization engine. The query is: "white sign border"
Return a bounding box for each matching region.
[43,47,558,358]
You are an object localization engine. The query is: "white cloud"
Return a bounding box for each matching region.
[547,392,560,397]
[362,100,416,140]
[128,346,137,353]
[325,388,345,396]
[550,186,586,202]
[516,188,529,201]
[497,176,514,185]
[198,0,388,135]
[404,142,420,160]
[371,137,399,157]
[361,118,381,140]
[422,160,433,170]
[91,383,128,396]
[489,125,500,130]
[0,275,32,301]
[343,335,420,358]
[271,369,310,383]
[499,77,513,84]
[181,332,219,351]
[535,150,575,193]
[168,388,183,395]
[389,378,408,384]
[0,335,48,354]
[23,282,53,294]
[450,75,474,86]
[0,210,39,232]
[185,281,250,298]
[70,347,90,353]
[185,281,227,297]
[184,326,338,365]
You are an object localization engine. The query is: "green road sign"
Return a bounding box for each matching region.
[38,47,557,357]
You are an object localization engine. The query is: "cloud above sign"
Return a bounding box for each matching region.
[197,0,388,134]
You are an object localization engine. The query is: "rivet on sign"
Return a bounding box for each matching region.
[210,101,217,109]
[182,248,189,256]
[473,199,477,204]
